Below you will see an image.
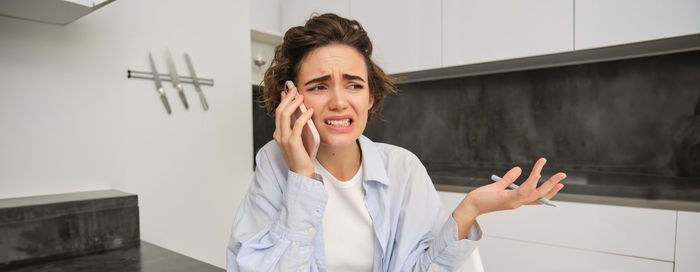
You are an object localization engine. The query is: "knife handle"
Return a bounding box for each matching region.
[160,94,172,115]
[198,91,209,110]
[178,91,189,110]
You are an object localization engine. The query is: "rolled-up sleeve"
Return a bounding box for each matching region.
[226,146,327,272]
[428,216,482,270]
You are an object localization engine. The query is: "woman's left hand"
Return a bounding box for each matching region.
[451,158,566,239]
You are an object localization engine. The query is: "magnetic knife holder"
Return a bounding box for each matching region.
[126,70,214,86]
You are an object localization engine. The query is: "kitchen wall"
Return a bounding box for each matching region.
[365,50,700,179]
[0,0,252,268]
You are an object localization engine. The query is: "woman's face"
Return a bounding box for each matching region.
[295,43,374,149]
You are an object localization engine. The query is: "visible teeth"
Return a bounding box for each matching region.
[325,119,351,126]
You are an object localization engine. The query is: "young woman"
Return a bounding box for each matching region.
[227,13,566,272]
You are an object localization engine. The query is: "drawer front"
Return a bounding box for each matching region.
[479,236,674,272]
[675,211,700,272]
[438,191,677,261]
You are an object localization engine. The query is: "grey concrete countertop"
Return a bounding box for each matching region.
[0,190,134,209]
[0,189,141,268]
[0,189,138,224]
[430,168,700,212]
[3,241,223,272]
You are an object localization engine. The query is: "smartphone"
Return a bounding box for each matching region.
[285,80,320,160]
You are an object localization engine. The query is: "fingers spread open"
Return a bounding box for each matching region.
[497,167,522,189]
[536,172,567,198]
[542,183,564,200]
[522,158,547,190]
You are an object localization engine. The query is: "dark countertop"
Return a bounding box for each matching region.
[0,190,141,267]
[4,241,224,272]
[429,167,700,212]
[0,190,135,210]
[0,190,138,224]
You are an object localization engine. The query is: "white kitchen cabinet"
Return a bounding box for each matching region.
[350,0,442,74]
[575,0,700,50]
[280,0,350,34]
[0,0,114,25]
[279,0,440,74]
[438,191,677,262]
[675,211,700,272]
[442,0,573,67]
[479,236,674,272]
[251,0,282,35]
[278,0,699,78]
[478,200,677,261]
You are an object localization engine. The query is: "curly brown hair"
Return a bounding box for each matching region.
[261,13,397,118]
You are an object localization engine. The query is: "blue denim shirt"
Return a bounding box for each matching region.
[227,135,482,271]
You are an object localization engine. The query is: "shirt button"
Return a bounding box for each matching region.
[316,260,322,266]
[299,265,304,271]
[431,263,439,270]
[308,228,316,234]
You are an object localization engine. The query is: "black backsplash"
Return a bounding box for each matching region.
[365,50,700,179]
[253,50,700,187]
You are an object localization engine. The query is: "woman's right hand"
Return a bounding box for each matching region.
[273,81,316,178]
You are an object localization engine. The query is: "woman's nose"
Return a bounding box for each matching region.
[328,86,348,110]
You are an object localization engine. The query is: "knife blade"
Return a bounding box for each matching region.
[148,52,172,115]
[165,49,189,110]
[184,53,209,111]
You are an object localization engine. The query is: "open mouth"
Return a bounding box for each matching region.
[322,116,355,132]
[324,118,353,126]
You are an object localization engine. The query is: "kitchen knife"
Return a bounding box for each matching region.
[148,52,172,115]
[165,49,189,109]
[184,53,209,110]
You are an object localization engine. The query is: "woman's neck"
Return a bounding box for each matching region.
[316,139,362,181]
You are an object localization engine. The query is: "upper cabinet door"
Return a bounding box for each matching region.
[442,0,574,67]
[676,211,700,272]
[350,0,442,74]
[281,0,350,34]
[575,0,700,50]
[251,0,282,35]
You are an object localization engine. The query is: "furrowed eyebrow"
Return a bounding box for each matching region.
[304,75,331,86]
[303,74,366,86]
[343,74,365,82]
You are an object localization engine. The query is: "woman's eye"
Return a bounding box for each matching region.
[308,85,326,92]
[349,84,364,90]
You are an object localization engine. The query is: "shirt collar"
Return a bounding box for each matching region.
[358,135,391,186]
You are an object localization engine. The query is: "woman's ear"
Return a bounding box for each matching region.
[369,94,375,110]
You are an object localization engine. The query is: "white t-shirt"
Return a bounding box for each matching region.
[314,159,374,272]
